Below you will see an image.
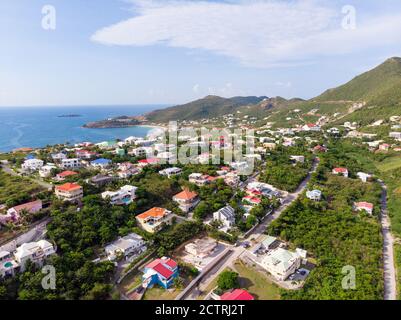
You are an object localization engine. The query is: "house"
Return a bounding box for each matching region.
[173,189,200,213]
[90,158,112,169]
[354,202,374,215]
[39,163,57,178]
[306,190,322,201]
[184,238,217,259]
[189,173,210,186]
[75,149,97,159]
[87,174,115,186]
[21,159,44,172]
[159,167,182,178]
[0,251,19,278]
[389,132,401,140]
[115,148,125,156]
[142,257,179,289]
[242,196,261,206]
[137,158,160,167]
[60,158,81,169]
[224,172,240,187]
[332,167,349,177]
[118,167,141,179]
[105,233,146,261]
[55,170,78,181]
[213,205,235,229]
[7,200,42,220]
[290,155,305,163]
[261,247,302,281]
[302,123,321,132]
[220,289,254,301]
[51,152,67,161]
[247,182,280,198]
[101,185,137,206]
[379,143,390,151]
[55,183,83,202]
[136,207,173,233]
[96,141,116,149]
[357,172,372,183]
[14,240,56,271]
[129,146,154,157]
[313,145,327,153]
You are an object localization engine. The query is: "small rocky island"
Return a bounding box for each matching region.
[58,114,82,118]
[83,116,142,128]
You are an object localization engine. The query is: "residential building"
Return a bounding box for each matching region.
[75,149,97,159]
[55,183,83,202]
[60,158,81,169]
[379,143,390,151]
[21,159,44,172]
[354,202,374,215]
[261,247,302,281]
[55,170,78,181]
[96,141,116,149]
[220,289,254,301]
[102,185,138,206]
[51,152,67,161]
[173,189,200,213]
[290,155,305,163]
[332,167,349,177]
[159,167,182,178]
[105,233,146,261]
[224,172,240,187]
[136,207,173,233]
[306,190,322,201]
[137,158,160,167]
[184,238,217,259]
[90,158,112,169]
[142,257,179,289]
[39,163,57,178]
[213,205,235,229]
[189,173,210,186]
[129,146,154,157]
[87,174,115,186]
[1,200,42,225]
[0,251,19,278]
[357,172,372,183]
[302,123,321,132]
[242,196,261,206]
[389,132,401,140]
[14,240,56,271]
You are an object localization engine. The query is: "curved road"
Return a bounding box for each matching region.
[379,181,397,300]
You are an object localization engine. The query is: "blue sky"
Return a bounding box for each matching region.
[1,0,401,107]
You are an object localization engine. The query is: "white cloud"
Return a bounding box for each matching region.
[91,0,401,68]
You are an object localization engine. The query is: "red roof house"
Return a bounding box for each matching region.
[220,289,254,301]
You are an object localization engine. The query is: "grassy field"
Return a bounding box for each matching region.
[143,285,183,300]
[394,244,401,300]
[233,260,281,300]
[0,170,45,204]
[376,156,401,172]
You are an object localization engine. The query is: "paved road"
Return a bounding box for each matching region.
[379,181,397,300]
[185,159,319,300]
[1,164,53,189]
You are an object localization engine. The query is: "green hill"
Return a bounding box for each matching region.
[315,57,401,103]
[144,95,273,122]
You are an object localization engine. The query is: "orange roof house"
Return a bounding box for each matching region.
[56,171,78,181]
[55,183,83,202]
[136,207,173,233]
[173,189,200,213]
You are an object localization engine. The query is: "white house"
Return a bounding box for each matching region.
[389,132,401,140]
[60,158,81,169]
[105,233,146,261]
[357,172,372,183]
[306,190,322,201]
[21,159,44,172]
[51,153,67,161]
[290,155,305,164]
[14,240,56,271]
[102,185,138,206]
[159,167,182,178]
[261,247,302,281]
[39,163,57,178]
[213,205,236,229]
[130,147,153,157]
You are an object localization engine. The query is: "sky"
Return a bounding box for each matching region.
[1,0,401,107]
